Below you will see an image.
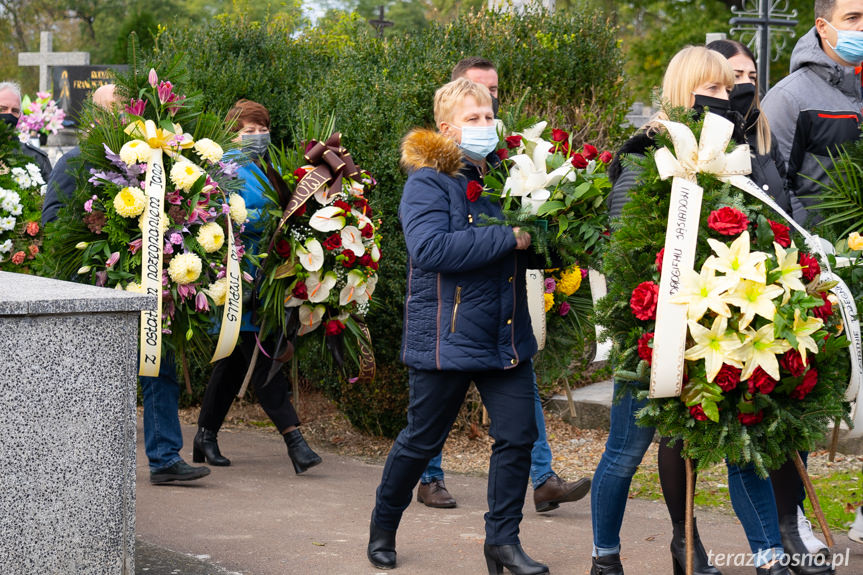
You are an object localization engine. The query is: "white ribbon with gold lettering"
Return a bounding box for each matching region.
[139,147,166,377]
[211,217,242,362]
[650,113,754,397]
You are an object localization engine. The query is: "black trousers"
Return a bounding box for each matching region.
[372,361,537,545]
[197,332,300,433]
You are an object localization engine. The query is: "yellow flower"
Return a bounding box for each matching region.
[729,323,792,381]
[556,266,582,296]
[849,231,863,251]
[170,160,204,191]
[205,277,228,306]
[669,267,734,322]
[704,231,768,284]
[126,282,144,293]
[167,252,202,285]
[684,316,745,382]
[725,279,784,330]
[119,140,151,166]
[791,308,823,365]
[112,186,146,218]
[543,292,555,312]
[229,194,248,223]
[196,222,224,253]
[194,138,224,163]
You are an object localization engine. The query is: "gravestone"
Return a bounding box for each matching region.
[0,272,153,573]
[53,65,128,125]
[18,31,89,93]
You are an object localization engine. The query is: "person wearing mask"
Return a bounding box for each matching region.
[415,56,592,516]
[367,78,548,574]
[0,81,52,182]
[192,99,321,474]
[593,46,792,575]
[708,39,833,575]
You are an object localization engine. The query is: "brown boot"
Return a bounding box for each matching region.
[416,478,457,508]
[534,473,591,512]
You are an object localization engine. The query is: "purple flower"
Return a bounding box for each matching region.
[83,194,97,213]
[243,271,253,283]
[167,94,185,116]
[106,251,120,268]
[148,68,158,88]
[163,241,174,255]
[195,291,209,312]
[236,245,246,258]
[544,277,556,294]
[177,282,197,302]
[162,270,169,286]
[169,232,184,245]
[166,190,182,205]
[219,160,239,179]
[128,239,142,254]
[95,271,107,287]
[580,268,588,280]
[125,98,146,116]
[559,302,571,316]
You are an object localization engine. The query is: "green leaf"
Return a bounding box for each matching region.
[536,201,566,216]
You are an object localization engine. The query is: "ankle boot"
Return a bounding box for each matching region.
[367,519,396,569]
[193,427,230,466]
[756,562,792,575]
[484,543,548,575]
[670,518,722,575]
[778,515,835,575]
[590,554,624,575]
[283,429,321,474]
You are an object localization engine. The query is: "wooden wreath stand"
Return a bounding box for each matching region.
[683,450,833,575]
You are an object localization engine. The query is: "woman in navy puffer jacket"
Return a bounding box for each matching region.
[367,78,549,575]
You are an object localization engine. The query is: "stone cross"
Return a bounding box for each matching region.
[18,31,90,93]
[730,0,798,91]
[369,6,393,39]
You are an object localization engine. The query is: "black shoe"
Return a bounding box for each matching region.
[367,519,397,569]
[283,429,322,474]
[150,460,211,485]
[778,515,835,575]
[670,518,722,575]
[590,554,624,575]
[757,563,792,575]
[193,427,231,466]
[484,543,548,575]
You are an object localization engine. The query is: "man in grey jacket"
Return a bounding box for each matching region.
[762,0,863,225]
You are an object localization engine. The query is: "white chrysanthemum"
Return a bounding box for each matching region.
[228,194,248,223]
[25,163,43,186]
[194,138,224,163]
[206,277,229,306]
[138,211,169,234]
[170,160,204,191]
[0,217,15,231]
[2,190,21,213]
[11,167,31,189]
[0,239,12,253]
[112,186,147,218]
[119,140,151,166]
[167,252,203,285]
[196,222,225,253]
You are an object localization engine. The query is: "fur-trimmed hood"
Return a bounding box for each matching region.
[400,128,463,176]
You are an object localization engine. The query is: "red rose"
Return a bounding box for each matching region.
[333,200,352,213]
[551,128,568,143]
[747,367,777,395]
[769,220,791,247]
[358,253,372,267]
[707,207,749,236]
[738,411,764,426]
[799,253,820,282]
[292,281,308,300]
[637,332,655,364]
[274,239,292,258]
[780,349,807,377]
[293,202,307,218]
[791,368,818,399]
[714,364,742,392]
[812,292,833,319]
[630,281,659,321]
[361,224,374,239]
[655,248,665,274]
[505,135,522,149]
[571,153,588,169]
[325,319,346,336]
[10,251,25,265]
[689,405,709,421]
[323,233,342,251]
[25,221,39,236]
[466,180,483,202]
[293,167,307,181]
[582,144,598,160]
[496,148,509,161]
[341,249,356,267]
[598,151,613,164]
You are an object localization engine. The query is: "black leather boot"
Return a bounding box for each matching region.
[283,429,322,474]
[778,515,835,575]
[192,427,230,466]
[670,519,722,575]
[483,543,549,575]
[756,562,792,575]
[590,554,624,575]
[367,519,396,569]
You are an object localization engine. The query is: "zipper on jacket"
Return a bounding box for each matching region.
[450,286,462,333]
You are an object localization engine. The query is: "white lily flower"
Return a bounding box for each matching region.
[307,270,337,303]
[309,205,346,232]
[339,270,367,306]
[340,225,365,256]
[297,304,326,335]
[296,238,324,271]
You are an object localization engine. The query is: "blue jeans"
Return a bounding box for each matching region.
[139,353,184,472]
[420,372,555,489]
[727,462,784,567]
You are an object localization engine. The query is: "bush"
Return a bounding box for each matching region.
[152,8,630,437]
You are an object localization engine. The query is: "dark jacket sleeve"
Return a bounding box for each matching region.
[42,149,78,225]
[400,169,517,273]
[19,142,52,183]
[607,157,644,220]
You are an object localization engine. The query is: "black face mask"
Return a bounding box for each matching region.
[729,83,760,131]
[0,113,18,129]
[692,95,746,143]
[491,95,499,119]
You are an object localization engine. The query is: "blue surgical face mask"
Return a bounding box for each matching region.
[457,124,498,161]
[824,20,863,64]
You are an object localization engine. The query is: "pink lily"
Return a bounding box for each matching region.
[148,68,158,88]
[125,98,146,116]
[195,291,209,312]
[177,283,197,302]
[157,81,174,105]
[106,251,120,268]
[128,238,142,254]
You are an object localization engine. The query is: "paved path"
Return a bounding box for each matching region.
[136,422,863,574]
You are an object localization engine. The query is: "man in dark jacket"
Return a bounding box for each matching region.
[0,81,52,182]
[762,0,863,225]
